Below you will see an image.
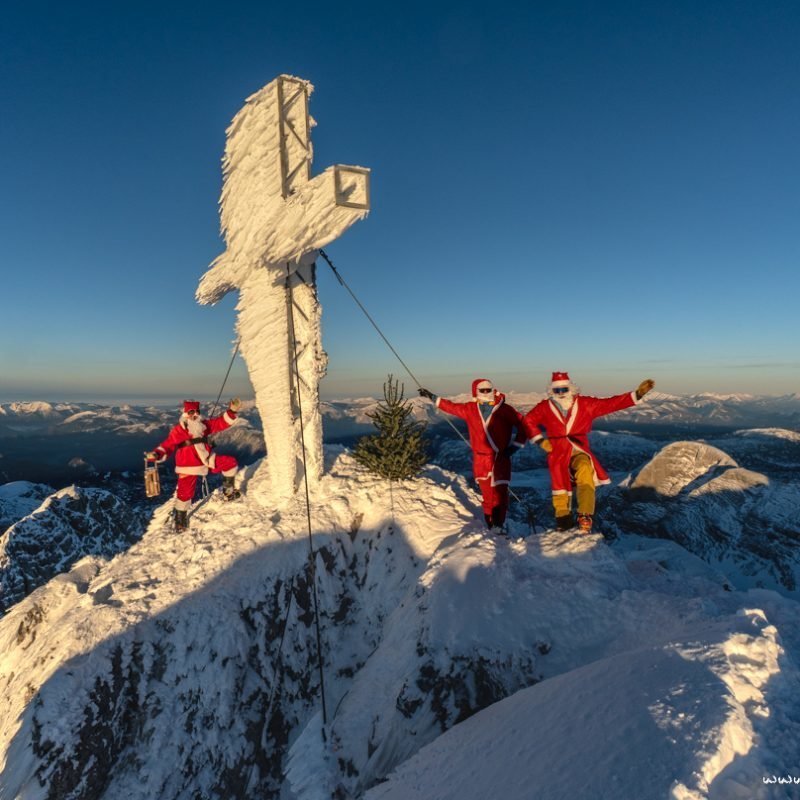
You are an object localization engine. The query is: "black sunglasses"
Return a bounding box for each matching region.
[552,387,570,394]
[478,387,493,393]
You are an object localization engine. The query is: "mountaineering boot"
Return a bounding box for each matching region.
[222,475,241,501]
[555,514,574,532]
[174,509,189,532]
[491,509,508,537]
[577,514,593,534]
[484,513,494,529]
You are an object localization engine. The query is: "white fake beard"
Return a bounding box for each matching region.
[552,392,575,411]
[182,414,206,437]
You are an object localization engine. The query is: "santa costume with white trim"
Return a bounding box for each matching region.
[522,372,652,530]
[151,400,240,520]
[428,378,526,529]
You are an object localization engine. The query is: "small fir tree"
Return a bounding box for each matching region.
[353,375,428,480]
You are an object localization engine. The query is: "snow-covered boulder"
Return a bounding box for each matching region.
[0,485,144,613]
[606,442,800,597]
[628,441,740,498]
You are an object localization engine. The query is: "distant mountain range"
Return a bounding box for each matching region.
[327,391,800,435]
[1,394,798,485]
[2,392,799,437]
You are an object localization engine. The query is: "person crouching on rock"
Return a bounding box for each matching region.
[146,398,242,531]
[522,372,654,534]
[418,379,526,533]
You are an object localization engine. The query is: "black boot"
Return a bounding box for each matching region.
[555,513,574,532]
[491,508,507,536]
[222,475,241,501]
[484,513,494,529]
[174,509,189,532]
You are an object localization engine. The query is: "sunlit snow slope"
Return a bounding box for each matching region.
[1,450,799,800]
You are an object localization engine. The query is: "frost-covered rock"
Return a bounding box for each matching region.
[0,481,54,532]
[606,442,800,597]
[0,485,144,613]
[1,451,799,800]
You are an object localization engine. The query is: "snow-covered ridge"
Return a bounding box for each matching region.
[0,485,145,613]
[0,481,53,531]
[1,451,798,799]
[732,427,800,442]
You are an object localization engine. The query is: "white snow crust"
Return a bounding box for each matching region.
[195,75,370,502]
[1,451,799,799]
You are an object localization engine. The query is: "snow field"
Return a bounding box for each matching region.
[0,451,798,799]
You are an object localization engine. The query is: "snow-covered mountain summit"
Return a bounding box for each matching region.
[605,441,800,599]
[1,450,798,799]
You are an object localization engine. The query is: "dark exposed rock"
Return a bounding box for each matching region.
[1,486,145,614]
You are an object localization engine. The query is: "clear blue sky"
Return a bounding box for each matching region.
[1,0,798,402]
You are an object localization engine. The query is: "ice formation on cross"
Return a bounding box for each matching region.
[197,75,370,501]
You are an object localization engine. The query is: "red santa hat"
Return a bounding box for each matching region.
[472,378,494,399]
[550,372,571,389]
[183,400,201,413]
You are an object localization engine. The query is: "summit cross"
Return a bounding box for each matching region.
[197,75,370,501]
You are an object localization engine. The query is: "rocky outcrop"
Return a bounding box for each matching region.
[605,441,800,596]
[0,485,144,613]
[0,481,54,532]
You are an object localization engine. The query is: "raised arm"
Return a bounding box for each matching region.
[586,379,655,419]
[419,388,471,421]
[206,398,240,435]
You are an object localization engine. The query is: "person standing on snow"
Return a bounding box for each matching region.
[146,398,242,532]
[418,379,527,532]
[522,372,655,533]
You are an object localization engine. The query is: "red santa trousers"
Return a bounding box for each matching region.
[477,478,509,524]
[175,454,238,508]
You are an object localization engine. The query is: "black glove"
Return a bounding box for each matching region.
[500,445,518,459]
[418,387,435,401]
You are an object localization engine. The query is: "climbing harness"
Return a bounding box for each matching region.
[319,248,542,535]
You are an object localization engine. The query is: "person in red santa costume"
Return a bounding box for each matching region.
[522,372,655,533]
[146,398,242,531]
[418,379,526,532]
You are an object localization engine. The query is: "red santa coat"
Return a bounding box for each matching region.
[153,409,237,476]
[522,392,641,494]
[436,393,526,486]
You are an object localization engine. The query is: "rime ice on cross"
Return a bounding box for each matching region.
[197,75,370,502]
